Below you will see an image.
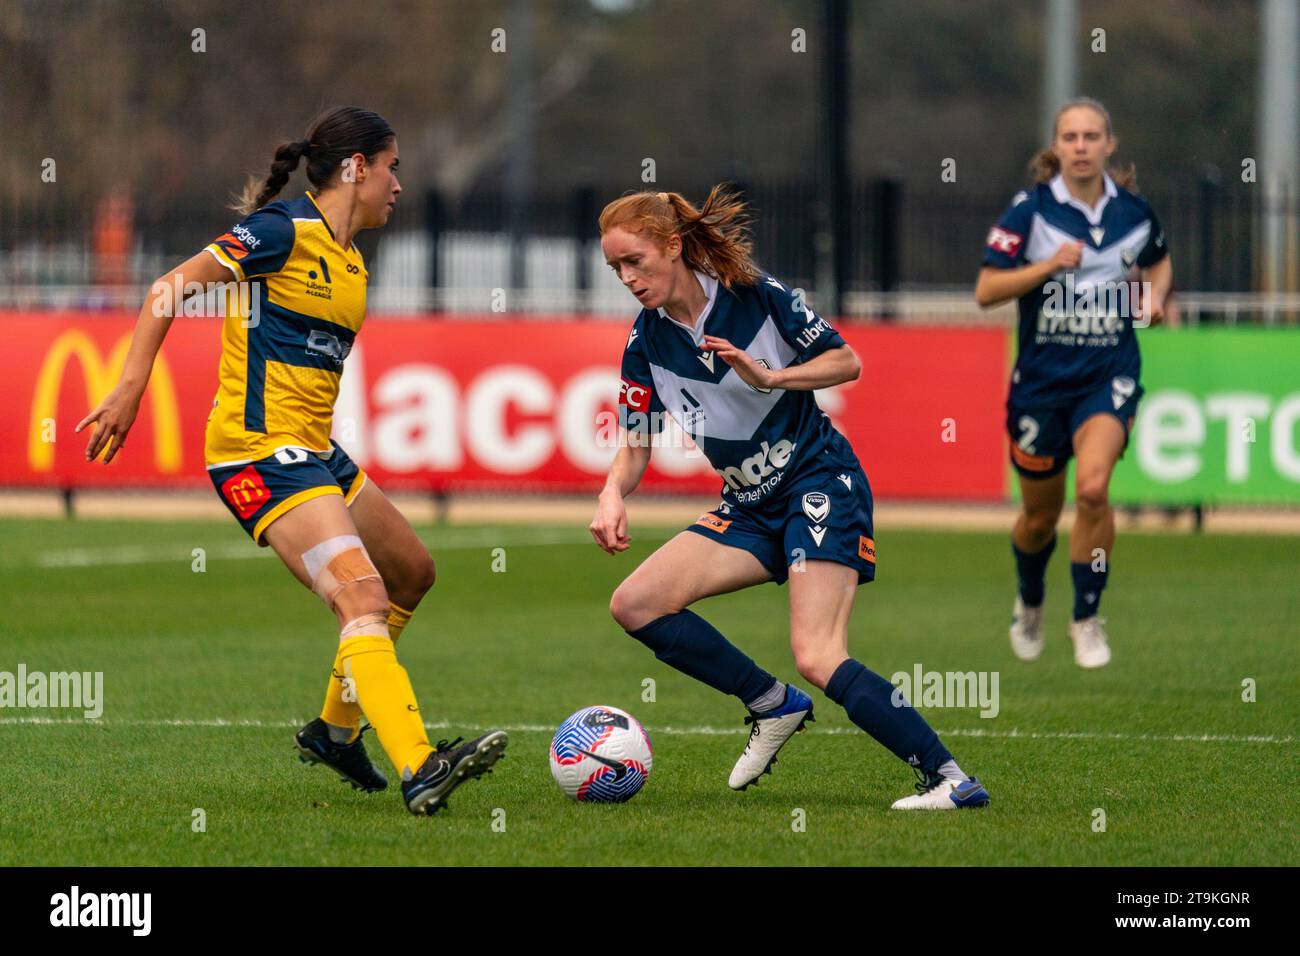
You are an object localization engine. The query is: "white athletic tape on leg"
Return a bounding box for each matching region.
[340,611,391,640]
[302,534,364,584]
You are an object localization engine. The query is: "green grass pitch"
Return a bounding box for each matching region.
[0,514,1296,866]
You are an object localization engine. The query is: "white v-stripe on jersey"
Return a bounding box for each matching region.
[617,271,856,507]
[982,173,1169,408]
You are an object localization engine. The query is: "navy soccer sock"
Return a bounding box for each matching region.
[1012,534,1056,607]
[628,611,776,704]
[1071,561,1108,620]
[824,659,953,774]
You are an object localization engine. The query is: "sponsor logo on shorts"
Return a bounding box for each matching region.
[1010,443,1056,473]
[859,536,876,563]
[220,464,271,519]
[695,513,731,534]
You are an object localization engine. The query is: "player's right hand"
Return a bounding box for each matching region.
[589,488,631,555]
[76,384,142,464]
[1051,240,1085,270]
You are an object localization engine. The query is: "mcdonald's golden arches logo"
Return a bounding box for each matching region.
[28,329,183,472]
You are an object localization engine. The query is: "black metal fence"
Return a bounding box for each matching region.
[1,175,1292,309]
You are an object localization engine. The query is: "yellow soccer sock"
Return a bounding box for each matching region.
[387,601,415,643]
[319,647,362,742]
[320,603,416,737]
[337,634,433,778]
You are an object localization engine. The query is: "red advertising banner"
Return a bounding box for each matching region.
[0,313,1008,500]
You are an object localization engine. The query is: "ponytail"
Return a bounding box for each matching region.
[598,184,761,289]
[235,139,309,215]
[232,106,395,216]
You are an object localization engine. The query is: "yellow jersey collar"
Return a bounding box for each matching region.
[305,192,360,256]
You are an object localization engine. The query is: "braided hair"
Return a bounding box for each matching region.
[234,106,394,215]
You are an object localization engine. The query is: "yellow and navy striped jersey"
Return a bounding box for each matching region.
[202,193,368,466]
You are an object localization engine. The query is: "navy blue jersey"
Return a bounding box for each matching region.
[618,271,855,507]
[982,174,1168,408]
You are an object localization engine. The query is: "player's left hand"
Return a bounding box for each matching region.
[703,336,779,390]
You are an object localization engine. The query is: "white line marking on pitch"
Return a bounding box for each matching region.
[0,715,1291,745]
[10,527,670,569]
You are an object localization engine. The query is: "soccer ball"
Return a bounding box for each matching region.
[549,705,653,803]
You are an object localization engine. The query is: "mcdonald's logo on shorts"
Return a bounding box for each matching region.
[221,465,271,519]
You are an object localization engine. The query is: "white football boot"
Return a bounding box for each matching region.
[1068,616,1112,669]
[728,685,814,790]
[891,772,990,810]
[1009,596,1045,662]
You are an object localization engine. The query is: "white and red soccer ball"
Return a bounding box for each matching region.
[549,705,653,802]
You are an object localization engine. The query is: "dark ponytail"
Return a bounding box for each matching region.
[234,106,395,215]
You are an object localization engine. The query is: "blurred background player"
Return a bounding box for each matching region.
[77,105,507,816]
[590,187,989,810]
[975,97,1173,669]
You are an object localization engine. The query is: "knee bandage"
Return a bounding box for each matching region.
[302,535,389,638]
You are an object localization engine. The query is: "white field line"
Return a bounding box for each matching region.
[0,715,1291,745]
[7,527,663,570]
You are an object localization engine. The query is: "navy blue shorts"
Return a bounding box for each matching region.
[207,441,367,545]
[685,461,876,585]
[1007,376,1143,479]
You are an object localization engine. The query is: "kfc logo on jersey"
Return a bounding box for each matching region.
[986,226,1023,256]
[619,377,652,412]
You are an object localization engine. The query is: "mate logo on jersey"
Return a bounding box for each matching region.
[619,377,652,413]
[986,226,1023,257]
[718,438,797,491]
